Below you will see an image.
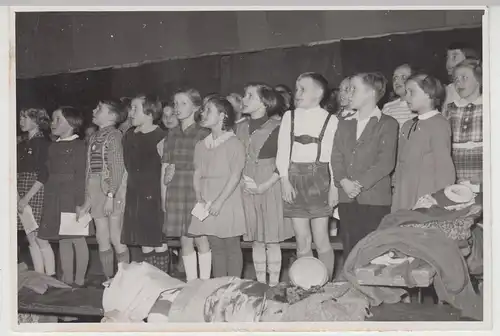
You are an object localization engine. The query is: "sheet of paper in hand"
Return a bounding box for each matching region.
[191,202,211,222]
[59,212,92,236]
[19,205,39,234]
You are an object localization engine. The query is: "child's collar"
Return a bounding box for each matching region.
[56,134,79,142]
[454,95,483,107]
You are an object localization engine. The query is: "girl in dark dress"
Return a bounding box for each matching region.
[122,94,167,257]
[17,108,51,274]
[38,107,89,287]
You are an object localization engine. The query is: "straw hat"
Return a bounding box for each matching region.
[289,257,328,289]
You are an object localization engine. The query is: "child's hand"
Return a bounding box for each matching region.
[76,203,91,221]
[328,186,339,208]
[103,197,114,217]
[208,200,223,216]
[281,178,296,204]
[164,165,175,185]
[17,197,29,214]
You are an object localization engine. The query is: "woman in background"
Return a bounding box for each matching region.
[382,64,416,128]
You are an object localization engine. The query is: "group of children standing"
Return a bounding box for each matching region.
[17,41,483,287]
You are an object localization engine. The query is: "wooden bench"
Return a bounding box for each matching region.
[85,236,344,251]
[84,236,343,275]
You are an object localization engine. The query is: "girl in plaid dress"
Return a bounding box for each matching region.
[17,108,51,274]
[162,88,210,281]
[448,59,483,191]
[78,100,129,280]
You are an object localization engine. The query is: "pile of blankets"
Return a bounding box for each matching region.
[342,188,483,321]
[101,262,371,323]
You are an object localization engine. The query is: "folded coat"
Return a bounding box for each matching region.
[343,226,482,321]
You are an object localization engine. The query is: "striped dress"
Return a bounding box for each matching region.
[162,123,210,238]
[382,98,416,129]
[448,97,483,185]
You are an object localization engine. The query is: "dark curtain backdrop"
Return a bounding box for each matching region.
[220,43,343,95]
[16,26,482,122]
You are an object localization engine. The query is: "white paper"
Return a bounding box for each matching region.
[59,212,91,236]
[242,175,258,189]
[19,205,38,234]
[191,202,211,222]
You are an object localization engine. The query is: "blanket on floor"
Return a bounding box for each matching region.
[343,226,482,321]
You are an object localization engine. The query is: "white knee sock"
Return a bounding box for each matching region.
[266,243,282,287]
[28,244,45,273]
[154,243,169,253]
[182,252,198,281]
[39,244,56,276]
[198,251,212,280]
[252,242,267,284]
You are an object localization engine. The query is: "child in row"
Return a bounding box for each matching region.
[189,95,246,278]
[332,72,399,257]
[443,42,480,118]
[448,59,483,191]
[122,95,168,258]
[38,107,89,287]
[17,108,52,275]
[162,88,210,281]
[237,83,294,286]
[78,100,129,280]
[276,72,339,281]
[392,74,455,211]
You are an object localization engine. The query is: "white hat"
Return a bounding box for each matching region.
[444,184,475,204]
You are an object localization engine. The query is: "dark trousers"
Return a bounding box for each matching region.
[338,201,391,259]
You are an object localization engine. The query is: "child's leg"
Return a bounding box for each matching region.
[207,236,227,277]
[36,237,55,276]
[252,242,267,283]
[180,236,197,281]
[59,239,74,284]
[266,243,282,286]
[109,214,129,264]
[292,218,313,258]
[225,237,243,278]
[311,217,334,281]
[26,232,44,273]
[72,237,89,286]
[94,217,114,279]
[194,236,211,280]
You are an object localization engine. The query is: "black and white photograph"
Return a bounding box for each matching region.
[7,6,493,333]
